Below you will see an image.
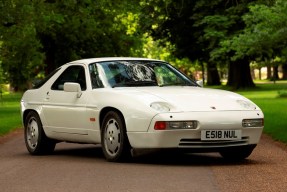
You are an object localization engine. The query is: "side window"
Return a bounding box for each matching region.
[89,64,104,89]
[51,65,87,91]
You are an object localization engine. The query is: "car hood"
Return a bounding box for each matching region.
[129,86,259,112]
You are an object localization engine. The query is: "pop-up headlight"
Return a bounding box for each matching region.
[150,102,170,112]
[237,100,257,110]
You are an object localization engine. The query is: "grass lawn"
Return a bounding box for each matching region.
[0,92,23,136]
[236,82,287,143]
[209,81,287,143]
[0,81,286,144]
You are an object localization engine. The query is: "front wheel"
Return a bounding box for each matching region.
[219,145,256,161]
[101,111,131,162]
[24,111,56,155]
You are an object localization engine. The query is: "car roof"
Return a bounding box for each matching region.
[68,57,163,65]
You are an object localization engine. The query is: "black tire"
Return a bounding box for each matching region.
[219,145,256,161]
[24,111,56,155]
[101,111,131,162]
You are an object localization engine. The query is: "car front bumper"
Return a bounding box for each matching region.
[127,110,264,149]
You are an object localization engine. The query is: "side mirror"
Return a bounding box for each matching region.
[196,80,203,87]
[64,82,82,98]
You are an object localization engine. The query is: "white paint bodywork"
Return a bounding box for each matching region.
[21,58,264,150]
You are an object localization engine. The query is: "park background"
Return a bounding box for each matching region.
[0,0,286,143]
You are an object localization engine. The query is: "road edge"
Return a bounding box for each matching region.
[0,128,23,144]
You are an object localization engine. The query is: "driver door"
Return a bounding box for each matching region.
[42,65,90,135]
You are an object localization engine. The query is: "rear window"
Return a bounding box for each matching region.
[33,68,61,89]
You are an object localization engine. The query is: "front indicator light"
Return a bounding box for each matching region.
[242,118,264,127]
[154,121,198,130]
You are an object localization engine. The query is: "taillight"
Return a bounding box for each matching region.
[154,121,167,130]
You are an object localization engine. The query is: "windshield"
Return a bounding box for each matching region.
[89,60,197,88]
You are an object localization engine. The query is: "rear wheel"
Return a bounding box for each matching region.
[24,111,56,155]
[219,145,256,161]
[101,111,131,162]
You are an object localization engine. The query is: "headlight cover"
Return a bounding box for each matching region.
[237,100,257,110]
[150,102,170,112]
[242,118,264,127]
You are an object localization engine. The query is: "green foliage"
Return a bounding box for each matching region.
[252,98,287,143]
[0,59,5,85]
[0,0,47,90]
[37,0,143,67]
[130,33,198,78]
[217,0,287,62]
[278,90,287,98]
[1,0,286,91]
[0,0,143,90]
[200,15,234,50]
[0,93,22,136]
[140,0,259,88]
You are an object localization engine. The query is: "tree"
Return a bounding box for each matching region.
[219,0,287,81]
[0,0,143,90]
[140,0,260,88]
[139,0,220,85]
[0,0,45,90]
[36,0,143,74]
[0,59,5,93]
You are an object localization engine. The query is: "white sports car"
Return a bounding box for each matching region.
[21,57,264,162]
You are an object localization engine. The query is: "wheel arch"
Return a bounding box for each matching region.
[99,107,126,130]
[23,109,39,124]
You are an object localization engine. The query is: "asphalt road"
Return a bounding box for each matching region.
[1,130,287,192]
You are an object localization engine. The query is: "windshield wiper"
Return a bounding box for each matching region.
[112,81,158,88]
[159,82,192,87]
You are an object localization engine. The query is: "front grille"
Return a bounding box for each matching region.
[178,136,249,148]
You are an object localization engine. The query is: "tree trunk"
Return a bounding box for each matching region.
[272,66,279,80]
[251,68,255,79]
[282,64,287,80]
[201,63,205,84]
[40,34,57,75]
[267,65,272,79]
[258,68,262,80]
[206,62,221,85]
[227,58,255,89]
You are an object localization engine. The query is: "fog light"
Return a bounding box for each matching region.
[169,122,181,129]
[169,121,197,129]
[242,118,264,127]
[183,121,198,129]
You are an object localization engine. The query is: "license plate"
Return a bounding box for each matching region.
[201,130,241,140]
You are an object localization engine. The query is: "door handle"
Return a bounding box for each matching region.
[45,91,50,100]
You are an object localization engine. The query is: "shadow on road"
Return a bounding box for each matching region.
[132,149,261,166]
[53,144,104,159]
[50,143,259,166]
